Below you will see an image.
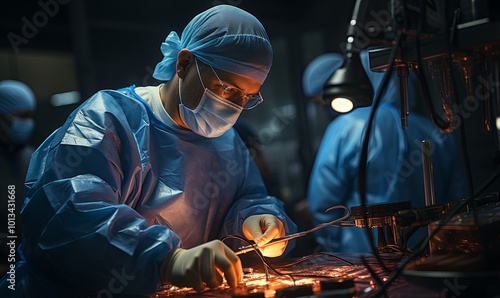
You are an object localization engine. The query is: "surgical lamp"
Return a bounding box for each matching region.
[322,0,373,113]
[323,52,373,113]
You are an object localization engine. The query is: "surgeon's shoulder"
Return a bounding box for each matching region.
[83,86,149,116]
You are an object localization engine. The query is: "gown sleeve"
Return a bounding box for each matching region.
[221,134,297,255]
[21,90,180,295]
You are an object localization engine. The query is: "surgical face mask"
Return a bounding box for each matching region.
[2,117,35,144]
[178,61,243,138]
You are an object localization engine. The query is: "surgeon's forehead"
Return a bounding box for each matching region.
[207,65,260,90]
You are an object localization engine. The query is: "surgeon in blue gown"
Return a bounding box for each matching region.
[306,49,468,253]
[0,5,296,297]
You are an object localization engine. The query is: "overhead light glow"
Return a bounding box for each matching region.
[331,97,354,113]
[50,91,81,107]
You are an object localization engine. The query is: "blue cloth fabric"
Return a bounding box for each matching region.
[0,86,296,296]
[0,80,36,115]
[307,49,468,253]
[153,5,273,84]
[302,53,344,97]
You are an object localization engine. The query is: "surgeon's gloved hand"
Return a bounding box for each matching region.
[242,214,287,257]
[160,240,243,292]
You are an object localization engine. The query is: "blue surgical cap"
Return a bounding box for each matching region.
[153,5,273,84]
[302,53,344,97]
[0,80,36,115]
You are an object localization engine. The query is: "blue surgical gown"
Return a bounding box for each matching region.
[0,86,296,296]
[307,51,468,253]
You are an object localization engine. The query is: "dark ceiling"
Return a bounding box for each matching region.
[1,0,355,53]
[1,0,358,98]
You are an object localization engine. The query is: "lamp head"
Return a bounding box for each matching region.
[322,52,373,113]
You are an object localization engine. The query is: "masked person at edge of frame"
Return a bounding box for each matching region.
[0,5,297,297]
[306,49,468,253]
[0,80,36,277]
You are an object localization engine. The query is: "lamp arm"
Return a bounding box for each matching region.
[345,0,371,55]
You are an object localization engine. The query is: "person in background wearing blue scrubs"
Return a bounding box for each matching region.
[0,80,36,277]
[302,52,345,123]
[305,49,468,253]
[0,5,297,297]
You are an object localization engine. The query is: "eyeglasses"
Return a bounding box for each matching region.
[194,58,264,110]
[209,68,263,110]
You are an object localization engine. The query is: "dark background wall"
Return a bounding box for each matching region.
[1,0,499,218]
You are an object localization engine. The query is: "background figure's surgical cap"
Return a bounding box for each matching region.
[302,53,344,97]
[153,4,273,84]
[0,80,36,115]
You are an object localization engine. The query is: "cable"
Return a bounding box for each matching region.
[360,256,384,286]
[473,167,500,197]
[366,196,474,298]
[364,173,499,297]
[221,207,353,288]
[414,0,455,132]
[234,205,351,255]
[443,0,475,196]
[221,234,295,285]
[223,237,359,286]
[261,252,360,282]
[307,205,351,233]
[413,0,474,197]
[379,244,414,256]
[358,4,478,295]
[357,26,403,275]
[271,252,354,268]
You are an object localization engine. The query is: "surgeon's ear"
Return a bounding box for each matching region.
[176,49,194,79]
